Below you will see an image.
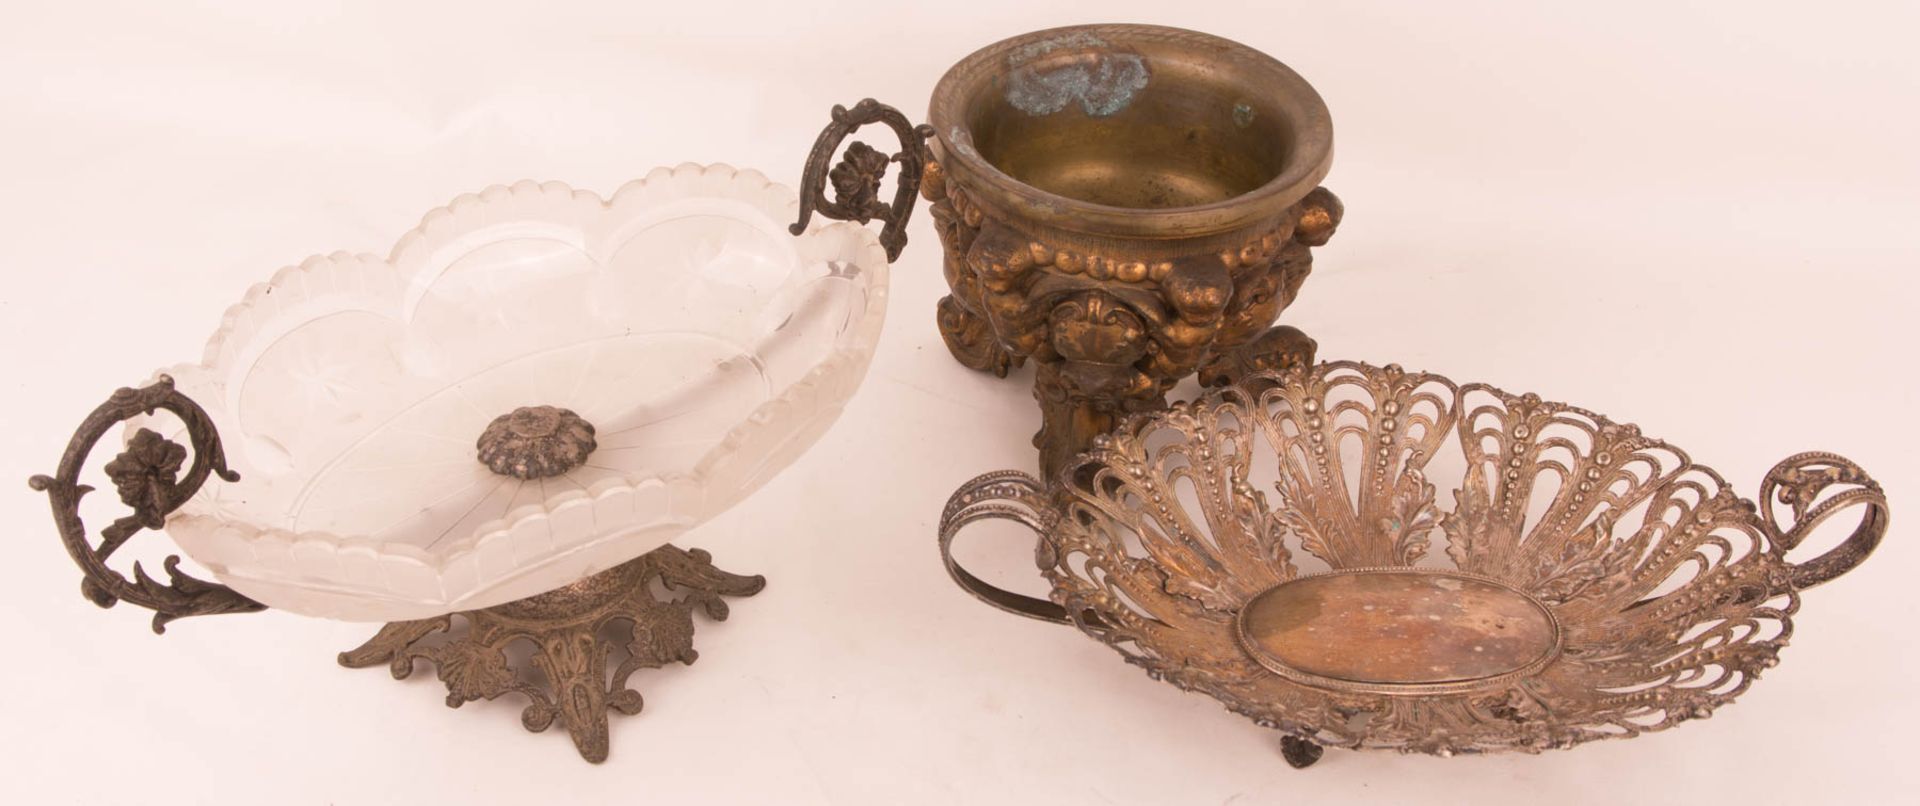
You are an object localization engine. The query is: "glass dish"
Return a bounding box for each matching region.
[130,164,889,620]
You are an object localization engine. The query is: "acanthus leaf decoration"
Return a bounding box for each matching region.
[1274,470,1340,568]
[427,640,519,706]
[1528,512,1629,606]
[339,545,764,763]
[625,601,700,668]
[1444,464,1499,573]
[1382,467,1439,566]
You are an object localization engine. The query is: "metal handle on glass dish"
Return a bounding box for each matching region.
[28,376,264,633]
[1757,451,1889,593]
[936,470,1083,626]
[792,98,935,262]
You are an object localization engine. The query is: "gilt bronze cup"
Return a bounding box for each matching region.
[795,24,1342,476]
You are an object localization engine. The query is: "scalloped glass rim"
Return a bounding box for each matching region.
[134,165,890,621]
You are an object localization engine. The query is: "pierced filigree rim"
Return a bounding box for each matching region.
[950,359,1885,757]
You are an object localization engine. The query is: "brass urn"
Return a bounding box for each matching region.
[797,24,1342,476]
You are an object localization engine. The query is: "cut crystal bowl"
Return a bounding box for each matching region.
[942,361,1887,758]
[128,165,889,621]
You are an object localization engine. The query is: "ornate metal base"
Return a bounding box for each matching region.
[339,545,764,763]
[923,169,1339,479]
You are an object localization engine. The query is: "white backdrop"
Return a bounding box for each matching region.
[2,2,1915,804]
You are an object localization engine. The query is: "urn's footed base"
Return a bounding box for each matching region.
[1198,325,1318,388]
[338,544,764,763]
[935,314,1319,477]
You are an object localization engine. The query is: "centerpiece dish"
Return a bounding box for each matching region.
[940,361,1888,766]
[34,164,893,761]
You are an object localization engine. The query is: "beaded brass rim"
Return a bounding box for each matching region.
[926,23,1334,237]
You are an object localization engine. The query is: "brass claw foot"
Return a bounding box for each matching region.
[1198,325,1318,388]
[338,545,764,763]
[938,294,1019,377]
[1280,735,1326,769]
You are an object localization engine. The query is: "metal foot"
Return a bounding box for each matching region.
[1280,735,1325,769]
[1198,325,1318,388]
[937,294,1018,377]
[339,545,764,763]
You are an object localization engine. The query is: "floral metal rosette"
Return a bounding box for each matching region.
[942,361,1887,757]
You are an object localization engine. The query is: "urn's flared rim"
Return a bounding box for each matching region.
[928,23,1334,238]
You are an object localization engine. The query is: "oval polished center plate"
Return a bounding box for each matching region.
[1236,569,1561,693]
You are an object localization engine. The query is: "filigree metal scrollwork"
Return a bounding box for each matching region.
[791,97,935,262]
[941,361,1891,766]
[339,545,764,764]
[28,376,264,633]
[1758,451,1888,592]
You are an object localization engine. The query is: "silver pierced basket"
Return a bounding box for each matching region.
[941,361,1887,762]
